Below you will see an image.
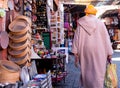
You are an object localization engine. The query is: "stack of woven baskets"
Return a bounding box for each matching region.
[7,15,32,66]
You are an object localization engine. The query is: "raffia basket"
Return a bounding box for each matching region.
[8,46,29,58]
[9,39,31,50]
[9,15,31,35]
[0,60,21,83]
[9,31,31,43]
[14,15,32,26]
[8,53,31,65]
[9,33,28,42]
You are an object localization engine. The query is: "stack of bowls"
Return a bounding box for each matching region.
[8,15,32,66]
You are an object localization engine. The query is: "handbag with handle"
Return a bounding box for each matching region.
[104,61,118,88]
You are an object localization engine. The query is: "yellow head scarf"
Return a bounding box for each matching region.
[84,4,97,15]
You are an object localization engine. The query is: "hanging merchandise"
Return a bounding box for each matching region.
[0,9,5,18]
[64,13,70,29]
[8,0,14,10]
[14,0,21,12]
[0,0,8,10]
[20,66,30,85]
[32,14,37,22]
[53,0,58,12]
[59,2,64,12]
[36,0,48,28]
[32,0,36,14]
[68,38,72,53]
[47,0,53,11]
[54,0,59,7]
[14,0,19,4]
[25,3,32,11]
[0,31,9,50]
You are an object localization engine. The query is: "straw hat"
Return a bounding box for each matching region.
[9,39,31,50]
[9,20,31,35]
[8,47,29,58]
[8,54,30,65]
[9,15,31,35]
[14,15,32,26]
[9,32,31,43]
[84,4,97,15]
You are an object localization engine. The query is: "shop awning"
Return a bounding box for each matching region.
[100,9,119,18]
[62,0,120,6]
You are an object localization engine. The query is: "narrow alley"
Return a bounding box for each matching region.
[53,50,120,88]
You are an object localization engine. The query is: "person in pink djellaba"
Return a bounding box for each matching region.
[72,4,113,88]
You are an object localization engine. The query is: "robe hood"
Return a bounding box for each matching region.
[78,15,98,35]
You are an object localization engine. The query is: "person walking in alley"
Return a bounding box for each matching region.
[72,4,113,88]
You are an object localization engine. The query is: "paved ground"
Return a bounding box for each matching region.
[53,55,80,88]
[53,50,120,88]
[112,50,120,88]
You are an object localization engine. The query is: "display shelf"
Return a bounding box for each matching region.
[31,54,67,83]
[36,0,48,29]
[47,1,64,47]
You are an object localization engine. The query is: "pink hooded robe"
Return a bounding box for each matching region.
[72,15,113,88]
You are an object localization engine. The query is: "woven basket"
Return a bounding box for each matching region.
[0,60,21,83]
[9,20,30,35]
[9,32,31,43]
[9,39,31,50]
[9,16,31,35]
[8,46,29,58]
[8,53,30,65]
[14,15,32,26]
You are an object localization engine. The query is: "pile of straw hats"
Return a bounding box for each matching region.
[8,15,32,66]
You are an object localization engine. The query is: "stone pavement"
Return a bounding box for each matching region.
[53,50,120,88]
[53,55,80,88]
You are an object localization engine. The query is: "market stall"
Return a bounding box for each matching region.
[100,9,120,49]
[0,0,67,87]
